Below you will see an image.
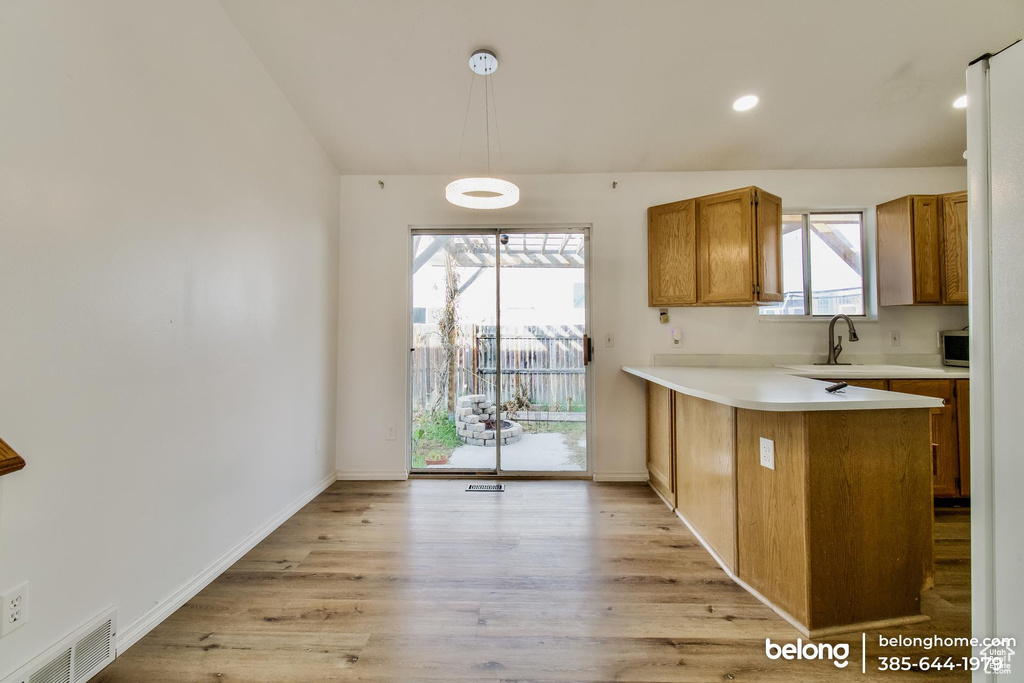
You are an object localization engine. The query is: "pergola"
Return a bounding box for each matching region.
[413,233,585,271]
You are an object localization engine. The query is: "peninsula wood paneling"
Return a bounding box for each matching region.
[674,392,737,571]
[805,409,933,630]
[736,407,934,632]
[645,382,674,505]
[735,409,809,624]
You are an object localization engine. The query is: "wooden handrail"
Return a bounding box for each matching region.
[0,436,26,477]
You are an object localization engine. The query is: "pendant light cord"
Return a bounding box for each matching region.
[488,74,503,163]
[457,71,475,167]
[485,74,491,175]
[457,57,504,176]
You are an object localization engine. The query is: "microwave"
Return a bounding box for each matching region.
[940,330,969,367]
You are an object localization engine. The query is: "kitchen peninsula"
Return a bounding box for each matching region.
[624,365,945,637]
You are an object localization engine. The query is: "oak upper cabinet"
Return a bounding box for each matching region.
[941,191,969,304]
[648,199,697,306]
[877,191,968,306]
[648,186,782,307]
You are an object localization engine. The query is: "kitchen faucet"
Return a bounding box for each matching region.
[821,314,859,365]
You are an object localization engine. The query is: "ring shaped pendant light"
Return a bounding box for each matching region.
[447,49,519,209]
[445,177,520,209]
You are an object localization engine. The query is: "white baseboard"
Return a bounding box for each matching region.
[335,470,409,480]
[115,470,337,654]
[592,471,649,482]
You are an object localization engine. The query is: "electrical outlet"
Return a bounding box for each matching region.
[385,425,397,441]
[759,438,775,470]
[1,582,28,637]
[604,333,615,348]
[890,330,901,347]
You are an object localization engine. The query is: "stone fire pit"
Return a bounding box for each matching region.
[455,394,523,446]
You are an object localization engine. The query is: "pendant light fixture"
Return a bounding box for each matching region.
[446,49,519,209]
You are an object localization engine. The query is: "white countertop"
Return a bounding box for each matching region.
[777,364,970,379]
[622,365,946,412]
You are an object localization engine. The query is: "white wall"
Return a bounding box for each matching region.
[0,1,339,676]
[337,168,968,480]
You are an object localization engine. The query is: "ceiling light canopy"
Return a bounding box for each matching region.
[953,94,968,109]
[733,94,759,111]
[446,49,519,209]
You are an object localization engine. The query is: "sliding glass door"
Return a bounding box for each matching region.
[409,227,590,475]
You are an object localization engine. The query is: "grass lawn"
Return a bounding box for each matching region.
[411,413,462,468]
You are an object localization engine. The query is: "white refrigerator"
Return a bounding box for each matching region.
[966,38,1024,682]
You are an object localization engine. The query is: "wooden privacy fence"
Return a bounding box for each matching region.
[411,324,586,413]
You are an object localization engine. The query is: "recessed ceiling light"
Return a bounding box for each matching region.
[733,95,759,111]
[953,94,968,109]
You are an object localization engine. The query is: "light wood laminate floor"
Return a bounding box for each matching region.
[94,481,970,682]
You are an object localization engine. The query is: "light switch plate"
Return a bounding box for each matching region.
[890,330,901,347]
[759,438,775,470]
[604,333,615,348]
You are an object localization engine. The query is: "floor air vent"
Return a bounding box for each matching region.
[466,484,504,492]
[27,649,70,683]
[73,618,113,682]
[5,608,115,683]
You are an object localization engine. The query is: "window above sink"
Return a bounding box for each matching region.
[759,211,869,319]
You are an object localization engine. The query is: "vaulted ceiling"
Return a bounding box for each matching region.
[219,0,1024,174]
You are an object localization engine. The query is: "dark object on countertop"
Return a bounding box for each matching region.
[825,382,849,394]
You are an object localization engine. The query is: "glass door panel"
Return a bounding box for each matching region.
[497,231,588,472]
[410,233,498,472]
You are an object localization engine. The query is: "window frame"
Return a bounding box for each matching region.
[759,208,875,321]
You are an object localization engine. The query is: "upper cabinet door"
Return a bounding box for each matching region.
[911,196,942,303]
[648,199,697,306]
[941,191,969,304]
[698,189,755,304]
[877,196,916,306]
[755,189,783,303]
